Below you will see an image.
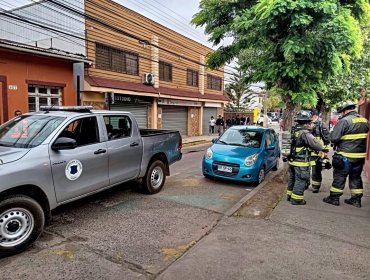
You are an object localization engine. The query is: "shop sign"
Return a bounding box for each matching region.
[114,94,151,104]
[158,98,201,107]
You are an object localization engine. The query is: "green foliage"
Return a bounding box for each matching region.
[224,64,255,111]
[325,24,370,107]
[193,0,370,129]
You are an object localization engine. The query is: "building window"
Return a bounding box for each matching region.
[207,75,222,91]
[187,69,199,87]
[28,85,62,112]
[96,43,139,75]
[159,61,172,82]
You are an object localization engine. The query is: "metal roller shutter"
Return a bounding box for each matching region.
[111,104,148,128]
[203,107,217,135]
[162,106,188,135]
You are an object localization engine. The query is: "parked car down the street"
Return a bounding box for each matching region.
[202,126,280,184]
[0,106,182,257]
[257,113,272,125]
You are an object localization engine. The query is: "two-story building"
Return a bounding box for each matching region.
[0,0,227,135]
[82,0,227,136]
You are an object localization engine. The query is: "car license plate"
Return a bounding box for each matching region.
[218,165,233,173]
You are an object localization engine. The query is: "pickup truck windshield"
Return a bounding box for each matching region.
[0,115,65,148]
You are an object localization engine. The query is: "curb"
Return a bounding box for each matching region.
[224,167,285,217]
[183,140,211,147]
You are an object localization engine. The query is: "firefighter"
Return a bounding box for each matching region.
[287,113,324,205]
[323,101,369,208]
[310,110,331,193]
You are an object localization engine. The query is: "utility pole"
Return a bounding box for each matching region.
[263,91,268,127]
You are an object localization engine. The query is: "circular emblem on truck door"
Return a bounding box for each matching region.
[65,160,83,181]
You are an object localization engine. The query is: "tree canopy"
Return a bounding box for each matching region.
[193,0,370,130]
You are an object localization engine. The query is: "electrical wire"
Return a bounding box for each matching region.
[0,1,236,85]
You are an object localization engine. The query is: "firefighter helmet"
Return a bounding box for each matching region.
[336,101,356,114]
[295,112,312,124]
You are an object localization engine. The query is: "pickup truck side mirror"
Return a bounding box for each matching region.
[52,137,77,150]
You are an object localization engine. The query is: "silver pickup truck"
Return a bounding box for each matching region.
[0,106,182,257]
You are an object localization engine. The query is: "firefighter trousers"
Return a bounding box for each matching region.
[330,159,364,198]
[287,165,310,202]
[311,158,322,191]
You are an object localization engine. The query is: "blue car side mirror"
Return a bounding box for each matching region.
[212,138,218,144]
[266,144,275,150]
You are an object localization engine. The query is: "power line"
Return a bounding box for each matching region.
[0,10,235,85]
[0,1,237,85]
[47,0,233,76]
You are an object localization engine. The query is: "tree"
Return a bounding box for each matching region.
[324,24,370,111]
[224,65,254,111]
[193,0,369,130]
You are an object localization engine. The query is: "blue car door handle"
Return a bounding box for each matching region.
[94,149,107,155]
[130,142,139,147]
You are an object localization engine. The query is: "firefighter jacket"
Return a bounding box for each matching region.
[330,111,369,160]
[310,121,330,158]
[289,128,324,167]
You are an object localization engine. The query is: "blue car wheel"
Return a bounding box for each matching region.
[258,167,265,184]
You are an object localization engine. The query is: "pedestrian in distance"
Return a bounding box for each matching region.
[209,116,216,134]
[323,101,369,208]
[310,109,331,193]
[215,115,224,136]
[287,113,324,205]
[14,110,22,117]
[240,115,246,125]
[235,114,241,125]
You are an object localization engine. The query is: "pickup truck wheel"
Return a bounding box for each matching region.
[0,195,45,257]
[142,160,166,194]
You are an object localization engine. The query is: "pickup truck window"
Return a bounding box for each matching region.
[0,115,65,148]
[104,115,132,140]
[57,116,99,146]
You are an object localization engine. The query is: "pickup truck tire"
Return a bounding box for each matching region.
[0,195,45,257]
[142,160,166,194]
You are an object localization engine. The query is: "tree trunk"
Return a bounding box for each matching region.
[282,95,298,132]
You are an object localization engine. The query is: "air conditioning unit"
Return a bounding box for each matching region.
[143,73,155,85]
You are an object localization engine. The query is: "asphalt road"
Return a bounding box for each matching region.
[0,144,255,280]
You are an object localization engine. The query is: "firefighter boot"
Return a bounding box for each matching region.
[312,188,319,193]
[287,195,291,201]
[323,195,340,206]
[344,197,361,208]
[291,199,306,206]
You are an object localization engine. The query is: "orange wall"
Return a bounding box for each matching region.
[0,49,77,121]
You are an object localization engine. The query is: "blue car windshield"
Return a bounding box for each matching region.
[218,129,263,148]
[0,115,65,148]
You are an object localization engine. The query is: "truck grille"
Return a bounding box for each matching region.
[212,161,240,177]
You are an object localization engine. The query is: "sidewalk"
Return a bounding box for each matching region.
[158,167,370,279]
[182,134,217,146]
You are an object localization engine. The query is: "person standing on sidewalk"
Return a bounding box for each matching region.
[215,115,224,136]
[323,101,369,208]
[209,116,216,134]
[287,113,323,205]
[310,109,331,193]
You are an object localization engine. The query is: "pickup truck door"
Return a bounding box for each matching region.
[50,116,109,202]
[103,114,142,184]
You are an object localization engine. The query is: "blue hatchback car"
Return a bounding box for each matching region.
[202,126,280,184]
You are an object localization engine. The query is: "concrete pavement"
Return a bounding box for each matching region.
[157,167,370,279]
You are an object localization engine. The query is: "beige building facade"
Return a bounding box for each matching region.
[82,0,228,136]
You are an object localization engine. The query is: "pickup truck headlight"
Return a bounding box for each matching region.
[244,154,258,166]
[205,148,213,160]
